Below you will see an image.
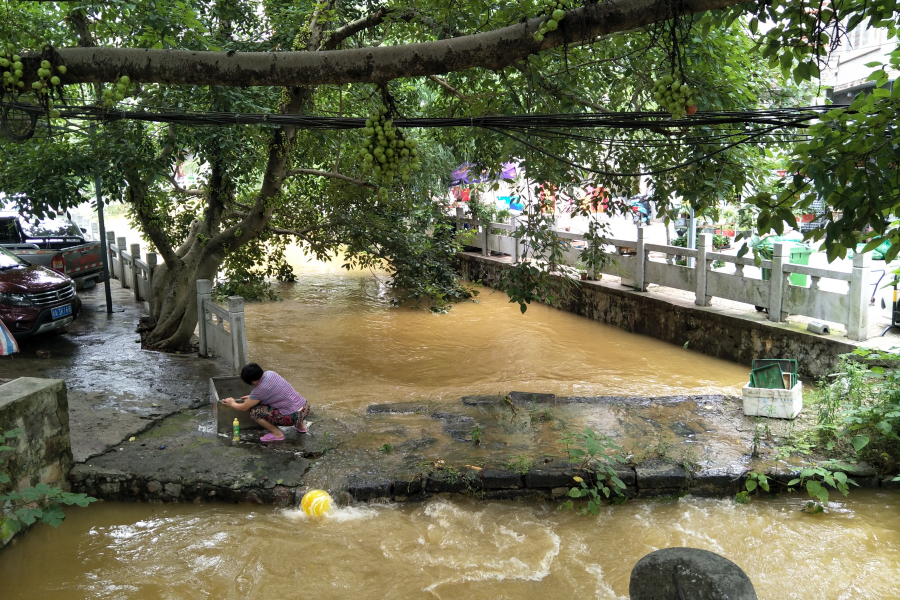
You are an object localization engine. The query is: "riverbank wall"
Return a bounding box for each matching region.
[457,252,857,379]
[0,378,74,547]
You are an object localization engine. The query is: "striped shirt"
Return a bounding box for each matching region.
[249,371,307,414]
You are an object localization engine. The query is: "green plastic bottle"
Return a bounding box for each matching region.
[232,418,240,442]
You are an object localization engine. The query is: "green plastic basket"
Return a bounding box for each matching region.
[750,364,786,389]
[753,359,798,388]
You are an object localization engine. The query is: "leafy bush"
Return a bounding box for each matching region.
[815,349,900,471]
[1,429,96,540]
[712,233,730,249]
[558,428,628,515]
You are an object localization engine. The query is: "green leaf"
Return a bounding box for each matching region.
[746,479,757,492]
[807,480,829,504]
[850,436,870,452]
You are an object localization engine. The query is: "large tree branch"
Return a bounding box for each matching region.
[31,0,744,87]
[427,75,469,101]
[321,8,424,51]
[166,174,205,196]
[288,168,377,189]
[321,7,389,51]
[306,0,335,53]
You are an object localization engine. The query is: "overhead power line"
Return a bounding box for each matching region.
[2,102,846,133]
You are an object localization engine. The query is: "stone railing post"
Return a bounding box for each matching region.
[130,243,141,301]
[116,237,127,284]
[636,226,647,292]
[106,231,116,279]
[196,279,212,358]
[768,242,789,322]
[481,220,489,256]
[146,253,157,298]
[91,222,99,241]
[228,296,248,375]
[695,232,713,306]
[847,249,871,341]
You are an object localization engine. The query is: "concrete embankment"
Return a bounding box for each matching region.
[457,252,859,378]
[68,392,899,506]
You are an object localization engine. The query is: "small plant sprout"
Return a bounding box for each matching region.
[470,425,484,446]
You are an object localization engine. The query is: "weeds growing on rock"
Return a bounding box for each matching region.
[559,428,629,515]
[506,454,534,475]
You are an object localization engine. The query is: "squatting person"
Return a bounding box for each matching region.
[221,362,310,442]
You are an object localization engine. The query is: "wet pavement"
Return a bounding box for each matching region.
[0,283,224,462]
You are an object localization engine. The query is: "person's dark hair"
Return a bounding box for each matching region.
[240,363,264,385]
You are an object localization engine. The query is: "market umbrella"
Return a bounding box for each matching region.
[0,320,19,355]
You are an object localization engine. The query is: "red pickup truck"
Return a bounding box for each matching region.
[0,245,81,339]
[0,213,104,290]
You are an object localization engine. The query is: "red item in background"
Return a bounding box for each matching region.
[451,187,471,202]
[800,214,815,223]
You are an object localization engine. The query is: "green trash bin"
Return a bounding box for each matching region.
[755,237,813,286]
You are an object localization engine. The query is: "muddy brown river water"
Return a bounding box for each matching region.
[3,259,899,598]
[3,492,899,599]
[243,260,748,412]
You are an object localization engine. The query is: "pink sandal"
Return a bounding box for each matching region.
[294,421,308,434]
[260,433,284,442]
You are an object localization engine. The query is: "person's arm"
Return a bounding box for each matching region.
[221,397,260,412]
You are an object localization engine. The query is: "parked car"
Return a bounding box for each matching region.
[0,212,104,290]
[0,245,81,339]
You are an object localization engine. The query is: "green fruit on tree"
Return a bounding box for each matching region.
[40,60,50,69]
[50,76,60,86]
[57,65,67,74]
[120,75,130,85]
[546,19,558,30]
[552,9,565,20]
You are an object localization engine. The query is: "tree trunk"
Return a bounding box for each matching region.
[144,244,224,350]
[138,88,307,350]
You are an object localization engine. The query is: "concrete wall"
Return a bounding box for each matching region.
[0,378,74,545]
[458,253,857,378]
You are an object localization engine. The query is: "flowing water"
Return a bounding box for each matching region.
[4,258,900,598]
[243,258,748,413]
[3,492,900,599]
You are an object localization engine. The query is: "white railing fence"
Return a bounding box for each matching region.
[196,279,248,375]
[105,232,157,303]
[456,216,870,341]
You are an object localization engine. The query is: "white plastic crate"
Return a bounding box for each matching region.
[742,381,802,419]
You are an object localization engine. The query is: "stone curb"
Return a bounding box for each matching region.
[69,464,301,505]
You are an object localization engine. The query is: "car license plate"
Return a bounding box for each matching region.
[51,304,72,320]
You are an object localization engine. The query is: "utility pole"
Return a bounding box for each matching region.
[91,122,113,314]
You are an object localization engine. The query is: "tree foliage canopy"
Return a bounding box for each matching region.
[0,0,898,343]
